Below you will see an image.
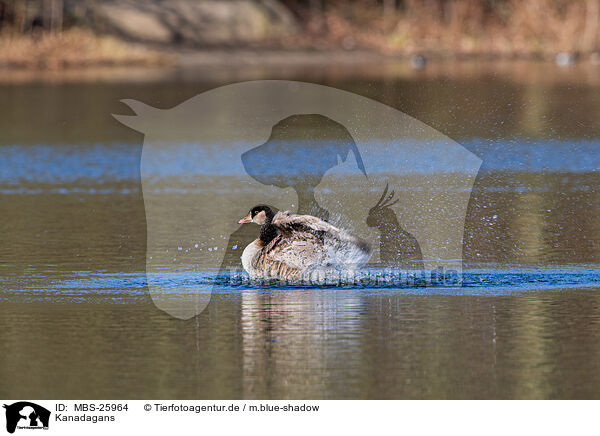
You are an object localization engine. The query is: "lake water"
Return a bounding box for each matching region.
[0,61,599,399]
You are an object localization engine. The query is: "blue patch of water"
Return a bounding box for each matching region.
[2,266,598,304]
[1,140,599,191]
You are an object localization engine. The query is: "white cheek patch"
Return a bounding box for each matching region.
[254,210,267,224]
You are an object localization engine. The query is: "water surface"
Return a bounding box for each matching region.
[1,61,599,399]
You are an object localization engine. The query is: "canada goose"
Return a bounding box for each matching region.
[238,205,371,281]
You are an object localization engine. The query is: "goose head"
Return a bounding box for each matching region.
[238,205,275,225]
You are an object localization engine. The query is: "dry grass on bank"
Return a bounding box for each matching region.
[1,1,599,69]
[279,0,600,58]
[0,28,171,69]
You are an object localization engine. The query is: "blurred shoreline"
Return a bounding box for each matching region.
[1,0,600,71]
[2,32,600,72]
[2,52,600,88]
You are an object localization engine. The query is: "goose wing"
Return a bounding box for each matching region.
[270,233,326,269]
[254,233,326,280]
[272,211,371,256]
[273,211,344,238]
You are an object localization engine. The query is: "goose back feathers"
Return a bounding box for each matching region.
[239,207,371,281]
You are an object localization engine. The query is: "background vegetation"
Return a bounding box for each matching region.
[279,0,600,56]
[1,0,600,67]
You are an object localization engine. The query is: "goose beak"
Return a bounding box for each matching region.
[238,214,252,224]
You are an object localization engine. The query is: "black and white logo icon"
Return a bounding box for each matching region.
[3,402,50,434]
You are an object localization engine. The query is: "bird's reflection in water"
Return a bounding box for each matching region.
[239,289,364,398]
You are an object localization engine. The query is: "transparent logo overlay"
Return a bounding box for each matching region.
[114,80,481,319]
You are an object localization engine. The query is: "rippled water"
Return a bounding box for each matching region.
[1,62,600,399]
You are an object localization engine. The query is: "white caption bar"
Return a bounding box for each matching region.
[0,400,596,435]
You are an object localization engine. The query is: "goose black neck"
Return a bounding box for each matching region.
[259,212,277,245]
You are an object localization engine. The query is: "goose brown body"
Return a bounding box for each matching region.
[239,206,371,281]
